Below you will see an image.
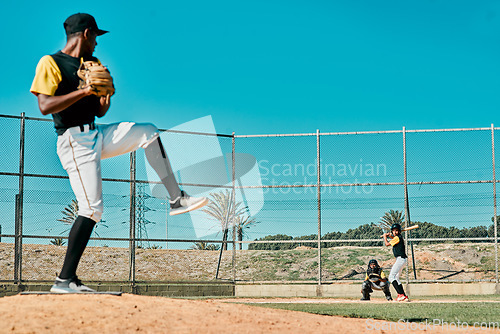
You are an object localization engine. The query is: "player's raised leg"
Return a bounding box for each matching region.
[144,137,208,215]
[99,122,208,215]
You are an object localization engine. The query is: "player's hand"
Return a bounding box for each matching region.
[81,85,96,96]
[96,94,111,117]
[100,94,111,108]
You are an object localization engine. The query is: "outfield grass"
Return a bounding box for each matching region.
[252,302,500,325]
[416,294,500,301]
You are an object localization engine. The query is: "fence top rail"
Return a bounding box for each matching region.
[0,114,52,122]
[234,127,496,138]
[158,128,233,138]
[0,114,234,138]
[407,127,493,133]
[235,132,318,138]
[1,114,497,137]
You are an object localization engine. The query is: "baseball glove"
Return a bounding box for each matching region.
[368,273,382,284]
[77,60,115,97]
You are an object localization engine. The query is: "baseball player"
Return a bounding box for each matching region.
[383,223,409,302]
[30,13,208,293]
[360,259,392,301]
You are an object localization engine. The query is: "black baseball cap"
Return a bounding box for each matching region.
[64,13,109,36]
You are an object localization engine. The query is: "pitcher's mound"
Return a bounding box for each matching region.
[0,294,491,333]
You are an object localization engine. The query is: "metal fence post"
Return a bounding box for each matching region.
[402,126,410,288]
[14,194,21,282]
[129,151,137,285]
[232,132,236,282]
[317,129,322,286]
[14,112,26,283]
[165,206,168,250]
[491,124,498,284]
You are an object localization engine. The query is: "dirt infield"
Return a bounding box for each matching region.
[0,294,498,334]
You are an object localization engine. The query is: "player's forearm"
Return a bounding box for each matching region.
[37,89,92,115]
[383,235,391,246]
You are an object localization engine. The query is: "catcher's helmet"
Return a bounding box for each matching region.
[368,259,379,267]
[391,223,402,232]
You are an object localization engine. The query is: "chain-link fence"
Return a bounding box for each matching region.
[0,114,498,285]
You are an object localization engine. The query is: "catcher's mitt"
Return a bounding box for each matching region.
[368,273,382,284]
[77,60,115,97]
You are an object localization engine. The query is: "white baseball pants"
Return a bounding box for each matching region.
[57,122,159,222]
[388,256,407,285]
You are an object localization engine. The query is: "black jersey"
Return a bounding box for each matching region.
[390,235,407,258]
[31,51,101,135]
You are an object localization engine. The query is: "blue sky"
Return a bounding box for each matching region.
[1,1,500,247]
[1,0,500,135]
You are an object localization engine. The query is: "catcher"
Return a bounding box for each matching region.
[361,259,393,301]
[30,13,208,293]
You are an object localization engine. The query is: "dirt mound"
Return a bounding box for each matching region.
[0,294,497,333]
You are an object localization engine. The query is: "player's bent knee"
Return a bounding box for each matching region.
[140,123,159,136]
[138,123,160,148]
[361,281,372,292]
[78,206,103,223]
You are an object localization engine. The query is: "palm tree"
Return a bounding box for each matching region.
[235,215,257,250]
[206,243,221,251]
[190,241,220,251]
[58,199,108,242]
[378,209,405,232]
[202,190,247,250]
[50,237,66,246]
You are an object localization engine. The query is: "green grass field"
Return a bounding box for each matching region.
[252,300,500,325]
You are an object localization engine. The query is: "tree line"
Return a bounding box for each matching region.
[248,221,500,250]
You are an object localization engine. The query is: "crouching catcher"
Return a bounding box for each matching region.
[361,259,393,301]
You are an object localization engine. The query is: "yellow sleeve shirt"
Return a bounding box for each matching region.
[30,55,62,96]
[389,236,400,247]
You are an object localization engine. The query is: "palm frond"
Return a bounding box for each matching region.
[58,199,79,225]
[203,190,256,239]
[378,209,405,232]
